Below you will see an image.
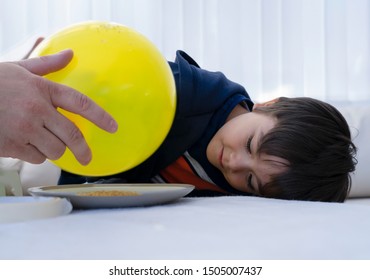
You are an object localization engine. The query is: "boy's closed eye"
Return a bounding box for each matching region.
[245,136,257,193]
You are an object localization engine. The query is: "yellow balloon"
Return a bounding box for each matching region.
[31,21,176,176]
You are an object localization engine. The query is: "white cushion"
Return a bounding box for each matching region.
[335,103,370,197]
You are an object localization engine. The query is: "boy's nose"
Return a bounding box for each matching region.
[228,152,251,172]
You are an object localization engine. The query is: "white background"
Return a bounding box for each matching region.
[1,0,369,102]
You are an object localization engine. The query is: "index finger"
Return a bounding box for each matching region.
[46,79,118,133]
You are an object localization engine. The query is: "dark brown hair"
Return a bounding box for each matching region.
[254,97,357,202]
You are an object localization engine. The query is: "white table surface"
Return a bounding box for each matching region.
[1,196,369,260]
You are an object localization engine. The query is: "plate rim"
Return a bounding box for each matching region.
[28,183,195,209]
[29,183,194,195]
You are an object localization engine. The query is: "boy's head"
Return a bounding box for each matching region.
[207,97,357,202]
[253,97,357,202]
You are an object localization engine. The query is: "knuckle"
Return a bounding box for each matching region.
[67,125,84,144]
[16,118,36,134]
[33,75,47,91]
[23,99,45,115]
[38,55,49,64]
[34,76,59,100]
[75,93,91,112]
[29,155,46,164]
[49,145,66,160]
[5,142,46,164]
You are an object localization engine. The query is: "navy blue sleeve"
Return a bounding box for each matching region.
[170,50,253,117]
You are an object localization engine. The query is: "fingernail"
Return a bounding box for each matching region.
[57,49,72,55]
[110,119,118,133]
[81,151,92,166]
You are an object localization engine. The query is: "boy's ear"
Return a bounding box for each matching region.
[253,97,280,109]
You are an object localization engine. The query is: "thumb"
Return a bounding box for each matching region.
[15,49,74,76]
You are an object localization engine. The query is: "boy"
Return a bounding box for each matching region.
[59,51,357,202]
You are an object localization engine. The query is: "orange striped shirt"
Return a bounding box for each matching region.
[156,153,229,194]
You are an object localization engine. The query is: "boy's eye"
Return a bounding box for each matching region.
[246,136,256,192]
[247,174,252,188]
[246,136,253,153]
[247,174,255,192]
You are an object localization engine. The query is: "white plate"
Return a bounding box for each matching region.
[28,184,194,209]
[0,197,72,223]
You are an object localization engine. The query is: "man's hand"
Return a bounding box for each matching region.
[0,49,118,165]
